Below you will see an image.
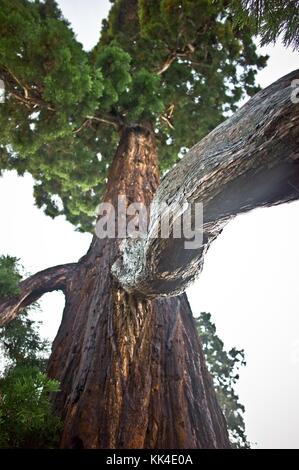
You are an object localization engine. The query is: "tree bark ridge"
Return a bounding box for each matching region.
[45,126,230,449]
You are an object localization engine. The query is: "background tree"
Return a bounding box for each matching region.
[195,312,249,448]
[232,0,299,50]
[0,0,297,449]
[0,256,61,448]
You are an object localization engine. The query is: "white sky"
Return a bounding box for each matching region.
[0,0,298,449]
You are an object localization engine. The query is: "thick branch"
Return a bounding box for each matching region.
[113,69,299,297]
[0,263,76,326]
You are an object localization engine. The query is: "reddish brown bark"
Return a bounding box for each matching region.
[45,125,230,448]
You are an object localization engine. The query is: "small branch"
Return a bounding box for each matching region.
[73,114,122,134]
[157,42,198,76]
[5,66,29,99]
[10,90,55,112]
[73,118,91,134]
[157,54,177,75]
[10,92,32,109]
[159,104,176,129]
[160,114,175,129]
[1,66,55,112]
[157,51,191,75]
[0,263,77,327]
[86,115,122,130]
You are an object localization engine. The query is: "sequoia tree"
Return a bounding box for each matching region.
[0,0,298,449]
[231,0,299,50]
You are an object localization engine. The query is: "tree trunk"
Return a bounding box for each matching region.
[46,125,230,449]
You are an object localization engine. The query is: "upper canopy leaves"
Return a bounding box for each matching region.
[0,0,267,231]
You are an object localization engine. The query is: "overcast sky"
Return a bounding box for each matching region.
[1,0,299,449]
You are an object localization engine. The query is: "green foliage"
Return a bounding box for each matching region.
[0,256,62,448]
[0,0,267,230]
[0,309,50,370]
[94,43,132,112]
[100,0,267,169]
[0,255,22,299]
[0,366,61,448]
[122,68,164,122]
[232,0,299,50]
[0,0,104,231]
[195,312,250,448]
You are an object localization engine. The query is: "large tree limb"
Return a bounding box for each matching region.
[112,69,299,297]
[0,263,76,326]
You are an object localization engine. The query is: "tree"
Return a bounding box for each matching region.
[195,313,249,448]
[0,256,62,448]
[0,0,298,449]
[231,1,299,50]
[0,0,267,231]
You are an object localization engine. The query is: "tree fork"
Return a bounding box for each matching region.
[45,125,230,448]
[113,70,299,297]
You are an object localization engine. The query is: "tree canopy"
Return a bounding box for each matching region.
[0,0,267,231]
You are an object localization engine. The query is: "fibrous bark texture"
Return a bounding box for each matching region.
[112,70,299,297]
[45,126,230,449]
